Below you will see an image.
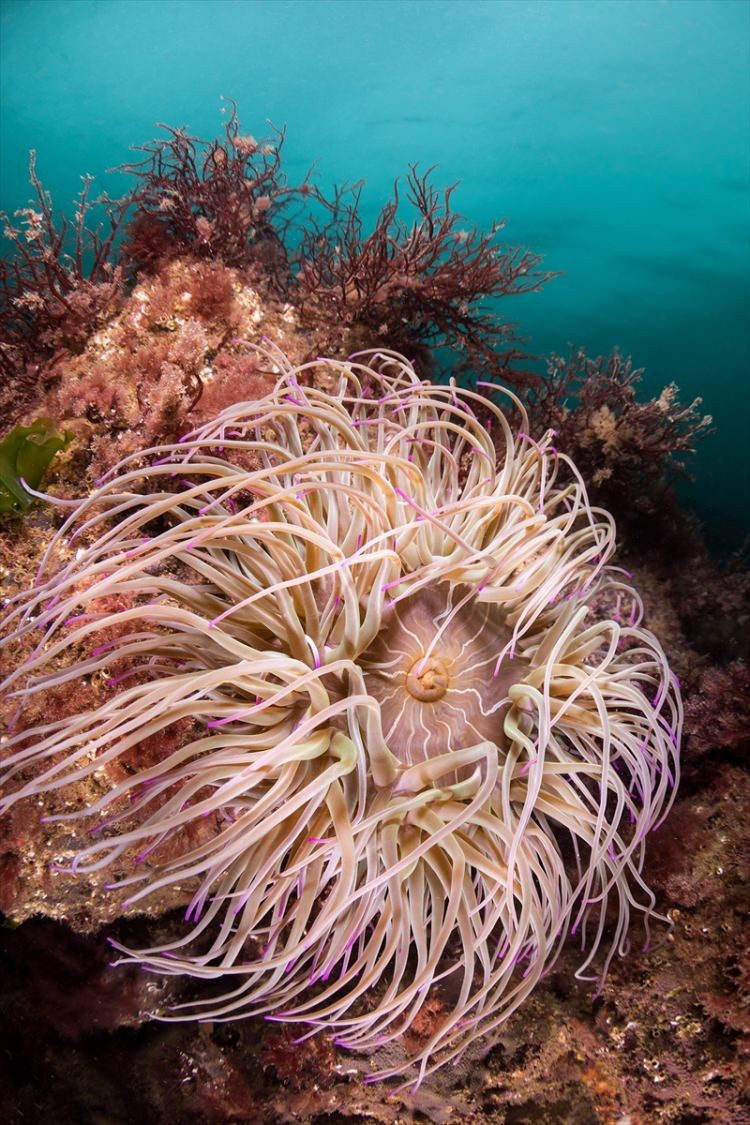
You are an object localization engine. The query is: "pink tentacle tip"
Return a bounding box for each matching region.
[64,613,88,627]
[207,715,232,729]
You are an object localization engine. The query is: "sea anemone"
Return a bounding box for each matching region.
[0,348,681,1084]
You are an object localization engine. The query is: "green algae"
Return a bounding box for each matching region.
[0,419,72,516]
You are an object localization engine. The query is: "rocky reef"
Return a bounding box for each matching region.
[0,106,746,1124]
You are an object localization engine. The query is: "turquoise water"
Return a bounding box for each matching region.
[1,0,748,550]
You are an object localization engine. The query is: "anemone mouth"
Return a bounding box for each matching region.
[361,583,529,766]
[405,654,449,702]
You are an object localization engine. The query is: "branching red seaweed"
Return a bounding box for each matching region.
[119,99,304,286]
[525,347,713,520]
[295,165,554,383]
[0,152,132,388]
